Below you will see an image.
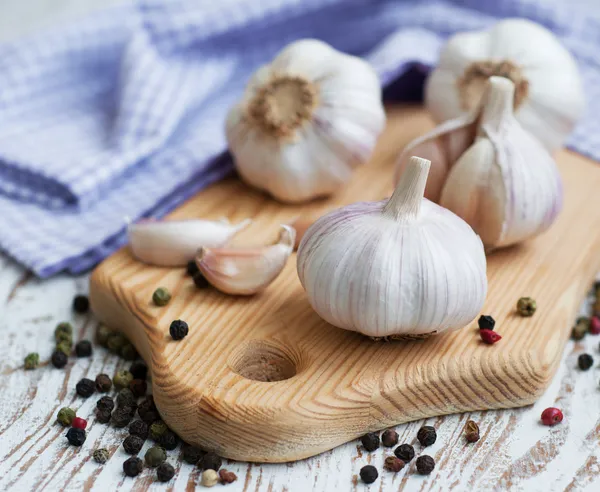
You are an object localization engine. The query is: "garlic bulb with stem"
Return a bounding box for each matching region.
[128,217,251,267]
[425,18,584,151]
[226,39,385,203]
[439,76,563,249]
[297,156,487,339]
[196,224,295,295]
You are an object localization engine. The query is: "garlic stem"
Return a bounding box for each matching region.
[382,156,431,221]
[479,76,515,134]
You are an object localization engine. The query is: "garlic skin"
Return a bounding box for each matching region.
[425,18,584,151]
[128,218,251,267]
[226,39,385,203]
[297,157,487,338]
[196,225,295,295]
[439,77,563,249]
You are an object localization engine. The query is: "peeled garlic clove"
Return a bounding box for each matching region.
[439,77,563,249]
[128,218,251,267]
[425,18,584,151]
[196,225,295,295]
[226,39,385,203]
[297,156,487,338]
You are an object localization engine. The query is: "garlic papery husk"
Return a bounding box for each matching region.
[196,225,295,295]
[425,18,584,152]
[128,218,251,267]
[226,39,385,203]
[439,77,563,249]
[297,156,487,339]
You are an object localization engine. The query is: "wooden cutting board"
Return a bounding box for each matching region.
[89,106,600,463]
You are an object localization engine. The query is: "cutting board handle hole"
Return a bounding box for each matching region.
[229,340,300,382]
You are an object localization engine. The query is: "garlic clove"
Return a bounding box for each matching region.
[196,225,296,295]
[128,218,252,267]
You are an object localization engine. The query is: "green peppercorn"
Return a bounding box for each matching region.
[120,343,138,361]
[149,420,168,441]
[516,297,537,317]
[144,446,167,468]
[93,448,110,464]
[55,331,73,345]
[96,325,113,347]
[117,388,136,407]
[95,373,112,393]
[57,407,76,426]
[24,352,40,370]
[572,320,588,341]
[123,435,145,455]
[54,322,73,340]
[56,340,72,356]
[113,370,134,390]
[156,462,175,482]
[107,333,128,354]
[152,287,171,307]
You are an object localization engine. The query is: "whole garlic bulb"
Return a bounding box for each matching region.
[297,156,487,339]
[439,77,563,249]
[425,18,584,151]
[226,39,385,203]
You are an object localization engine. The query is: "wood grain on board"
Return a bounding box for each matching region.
[89,106,600,463]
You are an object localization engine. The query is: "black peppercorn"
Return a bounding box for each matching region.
[417,425,437,447]
[145,446,167,468]
[96,409,112,424]
[384,456,405,472]
[123,456,144,477]
[182,442,205,464]
[381,429,399,447]
[123,435,145,455]
[394,443,415,462]
[96,325,113,347]
[95,373,112,393]
[199,452,222,471]
[158,430,179,451]
[187,260,199,277]
[76,378,96,398]
[416,455,435,474]
[157,462,175,482]
[478,315,495,330]
[360,432,380,452]
[97,396,115,412]
[129,419,149,440]
[193,272,210,289]
[51,349,68,369]
[117,388,136,407]
[129,379,147,398]
[359,465,378,484]
[107,333,128,354]
[75,340,93,358]
[129,361,148,381]
[73,295,90,314]
[66,428,86,446]
[169,320,189,340]
[120,343,138,361]
[578,353,594,371]
[572,323,587,341]
[112,407,134,428]
[138,406,160,424]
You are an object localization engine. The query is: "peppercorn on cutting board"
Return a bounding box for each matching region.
[89,106,600,463]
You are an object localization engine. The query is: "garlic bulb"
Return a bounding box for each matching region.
[425,18,584,151]
[196,225,295,295]
[297,156,487,339]
[226,39,385,203]
[128,218,251,267]
[439,77,563,249]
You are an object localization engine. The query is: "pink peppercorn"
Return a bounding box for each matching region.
[72,417,88,430]
[480,329,502,344]
[541,407,563,426]
[589,316,600,335]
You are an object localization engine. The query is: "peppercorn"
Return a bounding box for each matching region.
[123,456,144,477]
[121,343,138,361]
[96,409,112,424]
[75,340,93,358]
[219,469,238,484]
[590,316,600,335]
[158,430,179,451]
[145,446,167,467]
[477,315,495,330]
[152,287,171,306]
[76,378,96,398]
[96,325,113,347]
[186,260,199,276]
[181,442,205,464]
[541,407,563,426]
[113,370,134,390]
[394,443,415,462]
[57,407,76,427]
[129,379,147,398]
[200,452,222,471]
[117,388,136,407]
[480,329,502,344]
[93,448,110,464]
[381,429,399,447]
[24,352,40,370]
[66,428,86,446]
[56,340,73,356]
[465,420,480,443]
[138,406,160,424]
[129,361,148,380]
[123,435,145,455]
[72,294,90,313]
[95,374,112,393]
[193,272,210,289]
[384,456,405,472]
[51,349,68,369]
[107,333,128,354]
[359,465,378,484]
[416,455,435,474]
[516,297,536,317]
[572,320,588,341]
[112,407,134,428]
[55,330,73,345]
[149,420,167,440]
[54,322,73,340]
[72,417,87,430]
[417,425,437,447]
[129,419,149,440]
[156,462,175,482]
[169,319,189,340]
[360,432,380,452]
[578,353,594,370]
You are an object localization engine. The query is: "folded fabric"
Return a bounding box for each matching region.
[0,0,599,277]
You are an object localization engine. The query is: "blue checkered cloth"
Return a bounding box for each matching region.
[1,0,599,277]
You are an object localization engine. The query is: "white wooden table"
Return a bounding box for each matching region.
[1,2,599,491]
